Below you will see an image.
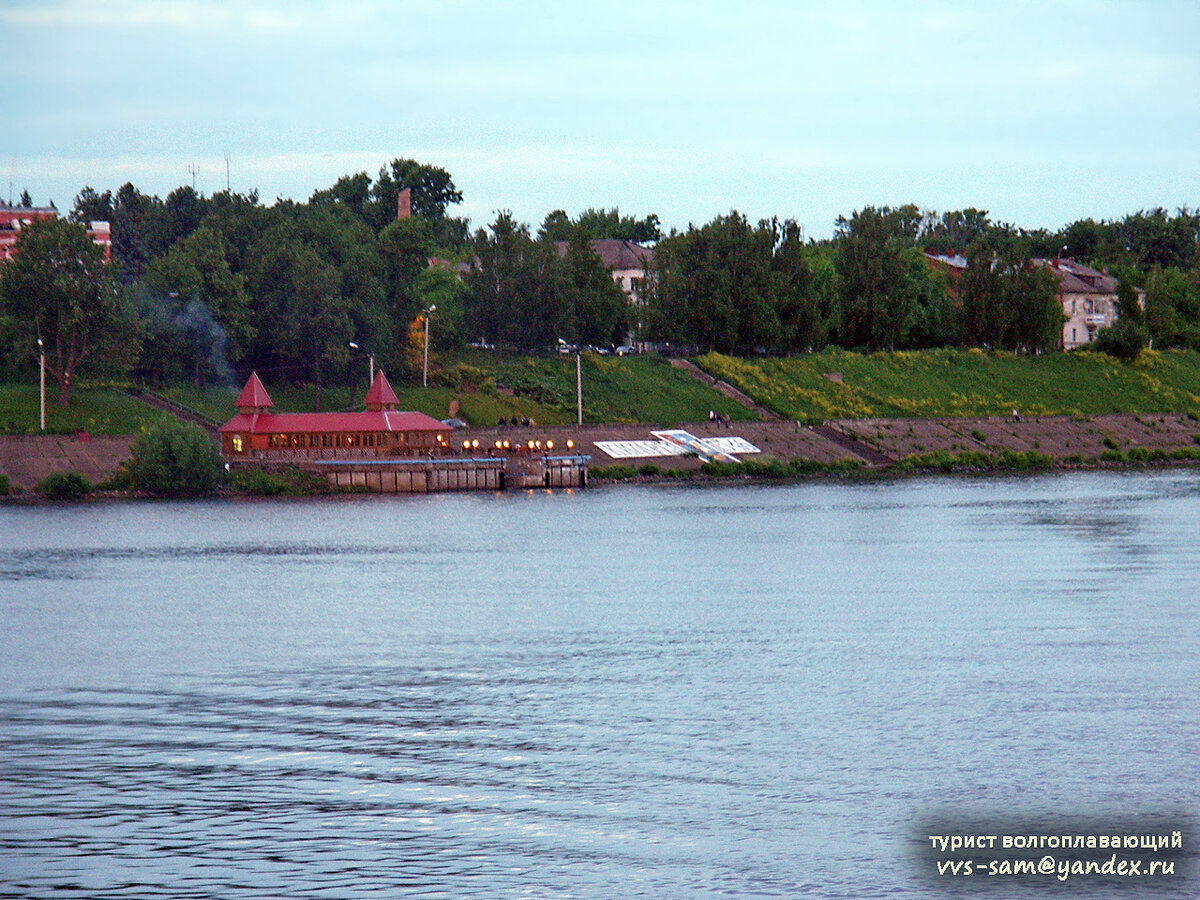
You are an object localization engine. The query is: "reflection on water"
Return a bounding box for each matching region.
[1,470,1198,897]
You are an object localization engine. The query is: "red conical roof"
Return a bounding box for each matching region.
[235,372,274,412]
[364,370,399,411]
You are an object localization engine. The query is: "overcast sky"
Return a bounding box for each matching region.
[3,0,1198,238]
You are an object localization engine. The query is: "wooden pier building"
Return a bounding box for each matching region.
[219,372,588,493]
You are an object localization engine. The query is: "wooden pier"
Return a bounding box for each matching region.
[228,454,590,494]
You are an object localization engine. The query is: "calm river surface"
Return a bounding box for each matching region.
[1,470,1198,898]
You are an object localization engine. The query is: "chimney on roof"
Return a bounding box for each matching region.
[397,187,412,220]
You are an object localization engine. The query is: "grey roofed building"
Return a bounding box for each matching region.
[555,238,655,304]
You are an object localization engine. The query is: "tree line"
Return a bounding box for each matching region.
[2,156,1199,407]
[643,204,1200,356]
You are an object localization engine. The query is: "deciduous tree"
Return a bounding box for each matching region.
[0,217,135,405]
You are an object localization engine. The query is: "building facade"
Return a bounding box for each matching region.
[924,251,1143,350]
[219,371,452,460]
[0,205,112,264]
[1033,257,1141,350]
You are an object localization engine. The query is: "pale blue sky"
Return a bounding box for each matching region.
[3,0,1198,238]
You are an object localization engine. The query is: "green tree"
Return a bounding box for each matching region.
[110,182,168,285]
[957,239,1060,351]
[1006,254,1062,352]
[163,185,208,247]
[379,217,433,309]
[200,190,271,274]
[0,217,135,406]
[958,240,1006,347]
[834,206,919,350]
[1143,266,1200,348]
[309,172,374,221]
[143,226,252,384]
[645,213,783,353]
[1093,318,1148,360]
[769,220,837,351]
[368,158,463,231]
[538,209,574,242]
[71,186,113,224]
[538,207,661,243]
[464,212,538,349]
[560,231,628,347]
[921,208,992,253]
[245,227,351,408]
[413,265,467,350]
[129,418,221,496]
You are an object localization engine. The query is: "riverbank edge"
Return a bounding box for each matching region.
[3,411,1200,501]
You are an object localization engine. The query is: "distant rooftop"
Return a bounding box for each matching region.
[555,238,654,270]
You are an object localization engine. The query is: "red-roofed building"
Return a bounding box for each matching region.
[219,371,451,459]
[0,205,112,264]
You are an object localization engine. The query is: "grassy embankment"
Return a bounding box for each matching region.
[696,348,1200,423]
[0,354,750,434]
[0,382,166,435]
[5,348,1200,437]
[153,353,756,429]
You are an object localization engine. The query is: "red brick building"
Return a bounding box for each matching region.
[0,205,112,264]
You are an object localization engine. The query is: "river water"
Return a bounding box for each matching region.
[1,471,1197,898]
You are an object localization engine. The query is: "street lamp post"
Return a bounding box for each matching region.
[37,337,45,432]
[558,339,583,425]
[423,305,436,388]
[347,341,374,409]
[349,341,374,385]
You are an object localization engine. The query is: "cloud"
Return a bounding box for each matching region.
[0,0,303,31]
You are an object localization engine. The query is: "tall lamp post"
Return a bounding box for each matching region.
[558,339,583,425]
[37,337,45,432]
[348,341,373,384]
[423,305,436,387]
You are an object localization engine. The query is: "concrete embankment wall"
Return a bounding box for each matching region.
[821,412,1200,465]
[0,434,132,490]
[5,413,1200,491]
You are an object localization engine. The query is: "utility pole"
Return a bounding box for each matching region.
[37,337,45,431]
[224,152,231,193]
[188,163,199,191]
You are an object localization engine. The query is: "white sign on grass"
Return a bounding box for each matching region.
[595,431,760,461]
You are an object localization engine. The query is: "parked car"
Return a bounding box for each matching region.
[441,418,469,429]
[467,338,495,350]
[615,345,638,356]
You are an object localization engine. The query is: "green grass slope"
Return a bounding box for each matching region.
[0,383,168,435]
[166,353,754,427]
[697,348,1200,422]
[9,347,1193,436]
